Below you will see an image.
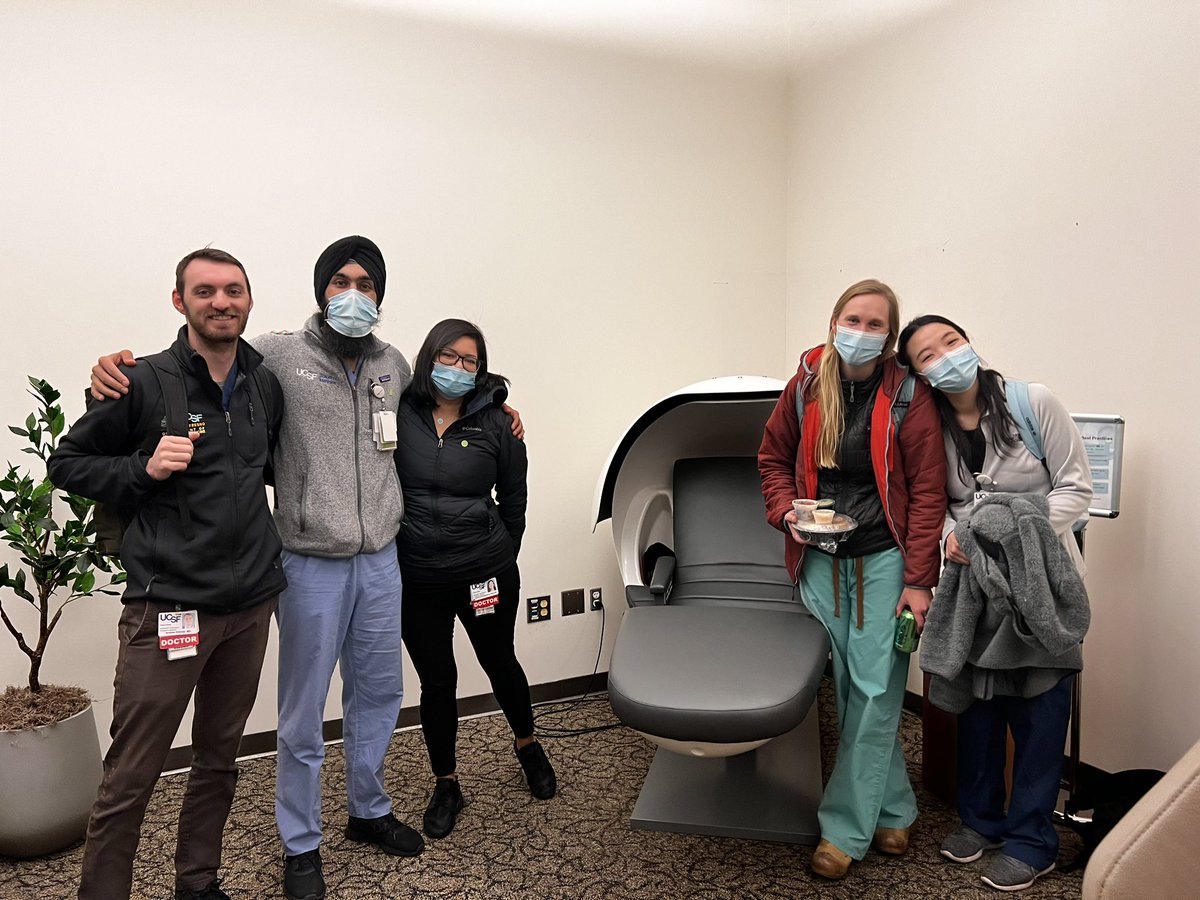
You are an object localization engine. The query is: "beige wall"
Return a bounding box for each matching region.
[786,0,1200,771]
[3,0,1195,777]
[0,0,788,749]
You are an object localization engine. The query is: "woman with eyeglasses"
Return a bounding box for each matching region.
[897,315,1091,892]
[394,318,554,842]
[758,280,947,880]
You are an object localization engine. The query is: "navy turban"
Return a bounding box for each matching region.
[313,235,387,306]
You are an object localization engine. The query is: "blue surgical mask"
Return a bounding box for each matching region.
[922,343,980,393]
[324,289,379,338]
[431,363,476,398]
[833,325,888,366]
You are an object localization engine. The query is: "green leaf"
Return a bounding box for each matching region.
[73,571,96,594]
[66,495,93,520]
[11,572,35,603]
[50,411,66,437]
[31,480,54,500]
[24,413,36,433]
[8,426,28,438]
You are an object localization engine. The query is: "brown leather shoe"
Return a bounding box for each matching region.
[873,825,911,856]
[810,839,853,879]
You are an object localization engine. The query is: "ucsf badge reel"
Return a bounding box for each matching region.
[973,473,996,508]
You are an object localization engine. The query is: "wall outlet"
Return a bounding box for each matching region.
[527,595,551,623]
[589,587,603,610]
[562,588,585,616]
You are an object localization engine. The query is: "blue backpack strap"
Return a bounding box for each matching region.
[1005,379,1087,531]
[1005,379,1045,461]
[891,372,916,432]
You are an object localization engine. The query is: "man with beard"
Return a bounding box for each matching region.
[93,236,527,899]
[50,248,286,900]
[252,236,425,899]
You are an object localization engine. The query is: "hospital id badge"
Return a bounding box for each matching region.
[158,610,200,660]
[470,579,500,617]
[373,410,397,450]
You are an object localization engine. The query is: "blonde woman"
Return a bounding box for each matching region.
[759,280,947,879]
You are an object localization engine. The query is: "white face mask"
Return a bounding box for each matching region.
[833,325,888,366]
[324,289,379,338]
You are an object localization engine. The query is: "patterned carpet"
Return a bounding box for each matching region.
[0,680,1084,899]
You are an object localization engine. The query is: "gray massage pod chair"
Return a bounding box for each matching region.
[593,377,829,843]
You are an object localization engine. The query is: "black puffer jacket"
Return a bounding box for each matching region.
[394,382,527,584]
[816,367,896,558]
[48,328,286,612]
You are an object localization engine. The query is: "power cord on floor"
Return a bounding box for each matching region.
[532,602,623,737]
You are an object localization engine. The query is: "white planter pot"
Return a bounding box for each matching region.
[0,702,102,858]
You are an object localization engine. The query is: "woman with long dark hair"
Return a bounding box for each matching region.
[759,280,947,880]
[898,314,1092,892]
[395,318,554,841]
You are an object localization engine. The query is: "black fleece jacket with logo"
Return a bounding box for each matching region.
[48,328,286,612]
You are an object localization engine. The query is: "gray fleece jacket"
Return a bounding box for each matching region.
[251,315,412,557]
[943,381,1092,576]
[921,492,1091,713]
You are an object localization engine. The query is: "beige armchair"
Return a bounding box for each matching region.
[1083,737,1200,899]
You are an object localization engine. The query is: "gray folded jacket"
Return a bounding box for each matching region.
[921,491,1090,713]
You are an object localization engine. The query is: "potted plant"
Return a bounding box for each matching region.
[0,377,125,858]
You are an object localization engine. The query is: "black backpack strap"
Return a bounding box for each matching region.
[141,352,194,543]
[249,366,275,452]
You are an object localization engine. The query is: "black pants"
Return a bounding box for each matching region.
[401,562,534,776]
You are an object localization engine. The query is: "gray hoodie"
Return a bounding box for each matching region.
[251,315,412,557]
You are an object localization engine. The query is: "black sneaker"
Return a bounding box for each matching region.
[283,849,325,900]
[345,811,425,857]
[423,777,466,838]
[174,880,231,900]
[515,739,556,799]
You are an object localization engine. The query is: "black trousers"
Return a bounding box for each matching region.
[401,562,534,776]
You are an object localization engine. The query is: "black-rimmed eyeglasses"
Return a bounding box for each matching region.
[437,347,480,373]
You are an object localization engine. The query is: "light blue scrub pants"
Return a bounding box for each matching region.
[800,546,917,859]
[275,542,404,856]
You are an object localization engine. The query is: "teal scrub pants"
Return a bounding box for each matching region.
[800,546,917,859]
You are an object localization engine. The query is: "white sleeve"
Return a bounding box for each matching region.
[1029,382,1093,535]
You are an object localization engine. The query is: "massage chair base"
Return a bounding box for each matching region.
[629,706,821,844]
